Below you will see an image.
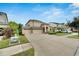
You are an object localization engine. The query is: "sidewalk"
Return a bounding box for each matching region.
[0,43,32,56]
[75,47,79,56]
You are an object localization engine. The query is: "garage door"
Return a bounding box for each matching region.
[22,29,43,35]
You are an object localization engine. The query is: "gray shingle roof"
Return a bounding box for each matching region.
[26,19,48,25]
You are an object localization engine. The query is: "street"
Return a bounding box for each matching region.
[25,33,79,56]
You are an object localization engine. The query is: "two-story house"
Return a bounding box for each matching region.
[22,19,50,34]
[0,12,8,35]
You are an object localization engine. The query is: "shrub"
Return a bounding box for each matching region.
[3,28,13,39]
[48,31,56,35]
[18,24,23,35]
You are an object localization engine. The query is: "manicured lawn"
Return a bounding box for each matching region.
[0,35,29,49]
[0,39,9,49]
[13,48,34,56]
[19,36,29,44]
[48,31,70,36]
[55,32,70,36]
[68,35,79,39]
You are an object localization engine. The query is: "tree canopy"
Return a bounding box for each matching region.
[69,16,79,29]
[8,21,23,35]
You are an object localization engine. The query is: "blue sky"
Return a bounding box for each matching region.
[0,3,79,25]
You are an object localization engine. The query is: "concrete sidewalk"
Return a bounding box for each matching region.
[0,43,32,56]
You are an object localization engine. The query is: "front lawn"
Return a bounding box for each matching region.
[48,31,70,36]
[68,35,79,39]
[19,36,29,44]
[0,39,9,49]
[13,48,34,56]
[0,35,29,49]
[55,32,70,36]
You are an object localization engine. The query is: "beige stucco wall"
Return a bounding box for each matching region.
[27,21,33,27]
[22,29,30,35]
[0,13,8,24]
[0,25,8,28]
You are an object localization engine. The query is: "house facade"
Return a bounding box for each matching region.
[22,19,69,35]
[0,12,8,35]
[0,12,8,28]
[49,22,66,32]
[22,19,50,34]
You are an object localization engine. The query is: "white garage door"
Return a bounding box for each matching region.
[33,30,42,34]
[22,29,43,35]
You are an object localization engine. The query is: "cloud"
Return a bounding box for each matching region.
[68,3,79,9]
[71,3,79,7]
[32,4,46,12]
[66,3,79,15]
[71,10,79,14]
[39,7,67,23]
[41,7,64,18]
[32,3,79,23]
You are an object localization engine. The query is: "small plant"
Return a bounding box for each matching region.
[3,27,13,39]
[48,31,56,35]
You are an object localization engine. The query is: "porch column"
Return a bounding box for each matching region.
[48,27,50,32]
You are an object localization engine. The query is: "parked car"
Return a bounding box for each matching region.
[62,30,72,33]
[67,30,72,33]
[62,30,67,33]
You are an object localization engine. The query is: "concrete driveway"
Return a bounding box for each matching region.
[25,33,79,56]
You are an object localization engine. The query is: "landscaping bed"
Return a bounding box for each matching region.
[13,48,34,56]
[0,35,29,49]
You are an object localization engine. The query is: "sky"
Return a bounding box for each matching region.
[0,3,79,25]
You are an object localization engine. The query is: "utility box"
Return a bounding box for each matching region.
[9,36,20,46]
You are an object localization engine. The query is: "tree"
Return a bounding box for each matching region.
[69,16,79,28]
[18,24,23,35]
[8,21,19,35]
[4,27,13,38]
[69,16,79,36]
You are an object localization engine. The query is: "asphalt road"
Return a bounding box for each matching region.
[25,33,79,56]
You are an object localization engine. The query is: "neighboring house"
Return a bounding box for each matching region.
[49,22,66,32]
[0,12,8,27]
[70,27,79,32]
[49,22,65,28]
[22,19,50,34]
[0,12,8,35]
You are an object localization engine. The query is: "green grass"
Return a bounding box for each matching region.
[0,35,29,49]
[48,31,56,35]
[55,32,70,36]
[13,48,34,56]
[48,31,70,36]
[68,35,79,39]
[19,36,29,44]
[0,39,9,49]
